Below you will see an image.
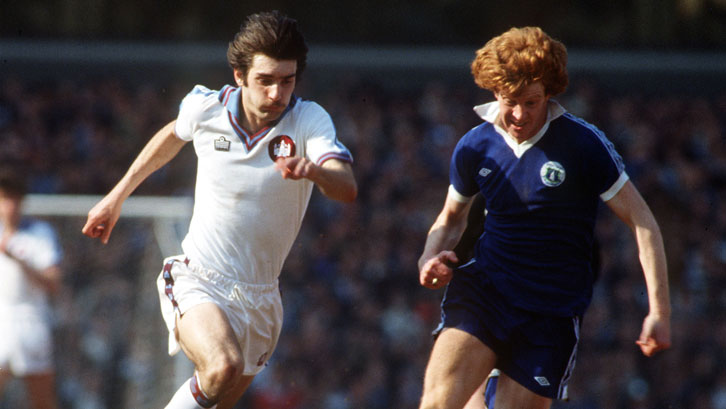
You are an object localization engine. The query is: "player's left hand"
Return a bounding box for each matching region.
[419,251,458,289]
[636,312,671,357]
[0,234,12,257]
[275,157,318,181]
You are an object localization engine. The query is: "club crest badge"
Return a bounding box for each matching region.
[214,136,231,151]
[268,135,296,160]
[540,161,565,187]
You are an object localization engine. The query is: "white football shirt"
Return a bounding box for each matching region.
[0,218,62,321]
[174,85,352,284]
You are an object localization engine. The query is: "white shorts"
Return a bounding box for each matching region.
[156,256,283,376]
[0,315,54,376]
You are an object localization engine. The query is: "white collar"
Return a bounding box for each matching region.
[473,100,567,158]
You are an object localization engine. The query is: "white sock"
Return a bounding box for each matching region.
[164,375,216,409]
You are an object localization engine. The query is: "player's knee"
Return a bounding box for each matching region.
[419,383,448,409]
[419,397,440,409]
[200,354,245,394]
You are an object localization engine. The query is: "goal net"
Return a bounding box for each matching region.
[16,194,194,409]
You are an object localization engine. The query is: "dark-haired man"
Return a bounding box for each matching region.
[83,11,356,409]
[0,169,62,409]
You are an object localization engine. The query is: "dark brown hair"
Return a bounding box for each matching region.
[227,11,308,82]
[0,168,27,198]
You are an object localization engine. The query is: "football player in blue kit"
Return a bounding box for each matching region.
[455,195,601,409]
[417,27,670,409]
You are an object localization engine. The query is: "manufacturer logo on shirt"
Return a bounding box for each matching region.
[268,135,296,161]
[214,136,231,151]
[479,167,492,177]
[534,376,551,386]
[540,161,565,187]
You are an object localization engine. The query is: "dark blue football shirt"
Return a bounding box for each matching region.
[449,101,627,316]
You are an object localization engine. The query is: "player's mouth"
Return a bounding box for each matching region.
[264,104,286,113]
[509,120,527,130]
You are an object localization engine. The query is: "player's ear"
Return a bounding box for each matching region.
[233,69,247,87]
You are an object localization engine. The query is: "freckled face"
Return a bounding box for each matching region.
[495,82,550,142]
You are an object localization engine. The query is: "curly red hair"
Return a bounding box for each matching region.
[471,27,568,96]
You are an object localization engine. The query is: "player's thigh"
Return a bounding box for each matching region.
[494,372,552,409]
[176,302,242,369]
[24,373,58,409]
[422,327,496,407]
[462,380,486,409]
[0,367,11,394]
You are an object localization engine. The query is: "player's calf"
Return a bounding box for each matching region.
[165,355,244,409]
[165,372,216,409]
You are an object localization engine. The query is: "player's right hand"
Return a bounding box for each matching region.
[636,312,671,357]
[419,251,458,289]
[82,196,122,244]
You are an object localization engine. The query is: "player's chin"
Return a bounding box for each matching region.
[509,126,530,140]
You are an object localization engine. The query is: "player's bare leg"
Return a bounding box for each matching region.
[0,368,11,398]
[493,372,552,409]
[419,328,495,409]
[176,302,248,406]
[215,375,255,409]
[24,373,59,409]
[462,380,486,409]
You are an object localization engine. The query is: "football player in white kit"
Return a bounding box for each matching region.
[0,169,62,409]
[82,11,356,409]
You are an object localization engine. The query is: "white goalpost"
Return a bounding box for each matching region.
[24,194,194,258]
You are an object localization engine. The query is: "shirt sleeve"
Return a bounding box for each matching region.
[301,101,353,165]
[23,222,62,271]
[585,126,628,201]
[449,132,479,199]
[174,85,216,142]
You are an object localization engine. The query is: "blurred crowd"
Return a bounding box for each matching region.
[1,70,725,409]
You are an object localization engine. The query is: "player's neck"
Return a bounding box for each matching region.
[1,227,16,242]
[239,114,268,134]
[0,217,19,233]
[238,99,275,135]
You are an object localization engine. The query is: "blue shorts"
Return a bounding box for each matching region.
[436,261,581,400]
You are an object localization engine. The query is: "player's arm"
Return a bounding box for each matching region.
[82,120,188,243]
[0,237,62,294]
[275,157,357,203]
[418,189,473,289]
[16,263,60,295]
[605,180,671,357]
[452,193,485,264]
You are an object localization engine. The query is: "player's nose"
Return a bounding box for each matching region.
[512,104,524,120]
[268,84,281,101]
